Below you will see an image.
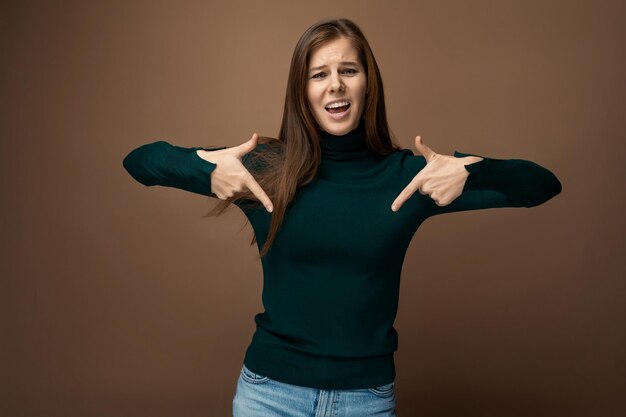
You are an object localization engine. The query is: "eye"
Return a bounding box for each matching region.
[341,68,358,75]
[311,72,326,79]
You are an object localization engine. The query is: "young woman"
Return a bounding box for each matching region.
[123,18,561,417]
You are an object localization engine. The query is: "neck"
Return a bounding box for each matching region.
[316,123,383,182]
[318,124,369,161]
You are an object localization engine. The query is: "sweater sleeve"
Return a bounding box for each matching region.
[122,140,227,197]
[424,150,562,217]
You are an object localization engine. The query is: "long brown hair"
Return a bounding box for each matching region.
[205,18,400,258]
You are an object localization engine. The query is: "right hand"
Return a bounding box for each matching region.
[196,133,273,212]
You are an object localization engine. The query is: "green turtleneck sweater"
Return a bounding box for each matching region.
[122,126,561,390]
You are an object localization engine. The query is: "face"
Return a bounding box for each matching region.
[306,36,367,136]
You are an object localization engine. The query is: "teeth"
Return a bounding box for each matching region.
[325,101,350,109]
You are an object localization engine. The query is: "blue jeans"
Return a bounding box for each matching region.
[232,364,397,417]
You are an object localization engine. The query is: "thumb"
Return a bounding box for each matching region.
[414,135,436,162]
[235,133,259,156]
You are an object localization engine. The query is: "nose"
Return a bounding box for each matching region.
[329,72,344,93]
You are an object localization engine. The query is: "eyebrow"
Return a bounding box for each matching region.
[309,61,361,72]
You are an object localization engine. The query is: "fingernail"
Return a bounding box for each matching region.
[267,205,273,213]
[391,205,397,212]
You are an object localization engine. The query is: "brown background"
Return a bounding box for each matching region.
[2,1,625,416]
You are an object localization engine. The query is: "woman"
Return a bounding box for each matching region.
[123,18,561,417]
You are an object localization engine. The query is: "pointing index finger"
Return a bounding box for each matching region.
[244,173,274,213]
[391,171,424,212]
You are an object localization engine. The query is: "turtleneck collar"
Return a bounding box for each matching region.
[318,124,372,162]
[315,123,386,182]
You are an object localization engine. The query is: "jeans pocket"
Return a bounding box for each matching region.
[367,381,395,398]
[240,364,271,385]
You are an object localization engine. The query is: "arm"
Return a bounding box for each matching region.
[424,150,562,217]
[392,135,562,215]
[122,135,274,212]
[122,140,226,197]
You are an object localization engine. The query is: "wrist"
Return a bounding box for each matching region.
[196,149,221,164]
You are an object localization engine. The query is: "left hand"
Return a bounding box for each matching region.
[391,135,483,211]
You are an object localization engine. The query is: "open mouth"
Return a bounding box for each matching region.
[324,101,350,115]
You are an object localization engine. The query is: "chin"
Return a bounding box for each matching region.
[318,120,358,136]
[325,127,351,135]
